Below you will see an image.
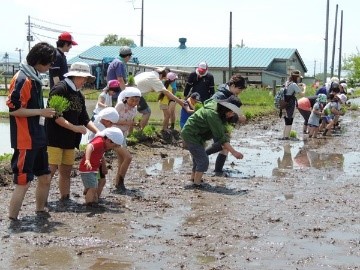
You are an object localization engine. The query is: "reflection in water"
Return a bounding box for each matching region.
[161,157,174,171]
[272,144,293,177]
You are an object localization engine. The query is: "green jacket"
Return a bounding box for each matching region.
[181,100,229,146]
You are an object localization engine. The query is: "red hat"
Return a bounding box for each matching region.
[58,32,78,45]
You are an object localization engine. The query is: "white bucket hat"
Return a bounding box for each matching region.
[96,127,124,145]
[64,62,95,82]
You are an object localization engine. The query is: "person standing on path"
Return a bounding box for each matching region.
[6,42,57,220]
[46,62,99,201]
[183,62,215,103]
[49,32,78,89]
[279,70,306,140]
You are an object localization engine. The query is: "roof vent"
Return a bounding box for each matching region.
[179,38,187,49]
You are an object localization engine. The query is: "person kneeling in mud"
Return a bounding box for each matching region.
[79,127,124,205]
[181,96,243,186]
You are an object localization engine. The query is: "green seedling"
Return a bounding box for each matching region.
[289,130,297,138]
[48,95,70,117]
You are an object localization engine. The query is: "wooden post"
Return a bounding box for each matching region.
[272,80,276,96]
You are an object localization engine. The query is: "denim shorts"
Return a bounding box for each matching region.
[185,141,209,172]
[81,172,98,188]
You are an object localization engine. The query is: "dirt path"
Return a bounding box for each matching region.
[0,110,359,270]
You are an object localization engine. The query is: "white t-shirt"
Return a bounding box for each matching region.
[93,91,112,115]
[134,71,166,94]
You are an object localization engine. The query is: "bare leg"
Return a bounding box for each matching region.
[85,188,98,204]
[58,164,72,199]
[139,112,151,130]
[35,174,51,212]
[169,101,176,128]
[115,147,132,185]
[161,108,170,130]
[193,171,204,185]
[9,183,30,219]
[97,178,106,198]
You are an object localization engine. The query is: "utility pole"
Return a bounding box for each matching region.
[132,0,144,47]
[338,10,343,79]
[323,0,329,83]
[15,48,22,64]
[330,4,338,78]
[228,11,232,81]
[140,0,144,47]
[26,15,34,51]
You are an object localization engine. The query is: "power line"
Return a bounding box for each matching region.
[30,16,70,28]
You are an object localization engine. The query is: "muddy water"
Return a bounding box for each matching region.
[1,98,360,269]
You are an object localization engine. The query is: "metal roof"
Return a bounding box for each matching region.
[69,45,305,70]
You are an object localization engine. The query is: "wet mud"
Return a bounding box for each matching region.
[1,109,360,270]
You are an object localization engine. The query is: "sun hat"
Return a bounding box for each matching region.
[166,72,178,81]
[97,107,119,123]
[155,67,166,73]
[217,96,241,116]
[104,80,121,92]
[190,92,201,101]
[64,62,95,82]
[58,32,78,45]
[337,93,347,104]
[316,93,327,103]
[118,86,142,100]
[119,46,132,56]
[291,70,302,78]
[340,82,347,92]
[97,127,124,145]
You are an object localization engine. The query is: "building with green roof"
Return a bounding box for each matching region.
[69,38,307,89]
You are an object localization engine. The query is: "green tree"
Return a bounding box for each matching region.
[343,54,360,86]
[100,34,136,47]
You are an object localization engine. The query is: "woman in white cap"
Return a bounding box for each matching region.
[79,127,124,205]
[181,96,244,186]
[46,62,99,201]
[113,87,142,192]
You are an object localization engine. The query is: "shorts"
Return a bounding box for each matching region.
[185,141,209,172]
[47,146,75,166]
[81,172,98,188]
[137,96,150,113]
[159,103,169,110]
[11,147,51,185]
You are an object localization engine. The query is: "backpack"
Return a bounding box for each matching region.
[274,87,288,109]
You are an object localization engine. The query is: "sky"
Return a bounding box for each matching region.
[1,0,359,76]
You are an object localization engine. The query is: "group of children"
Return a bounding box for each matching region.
[303,78,349,139]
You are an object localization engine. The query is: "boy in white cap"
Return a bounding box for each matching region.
[79,127,124,205]
[47,62,99,201]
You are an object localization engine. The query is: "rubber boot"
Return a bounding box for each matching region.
[115,176,126,193]
[282,125,292,139]
[214,153,227,176]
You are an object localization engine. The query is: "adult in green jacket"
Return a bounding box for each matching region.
[181,96,243,186]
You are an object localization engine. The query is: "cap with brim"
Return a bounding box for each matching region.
[58,32,78,45]
[190,92,201,101]
[97,127,124,145]
[104,80,121,92]
[64,62,95,83]
[217,100,241,116]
